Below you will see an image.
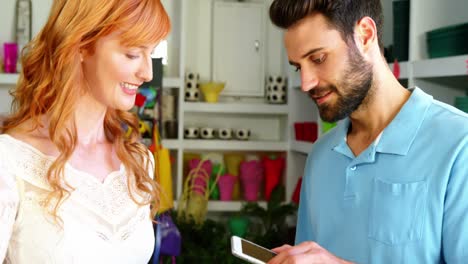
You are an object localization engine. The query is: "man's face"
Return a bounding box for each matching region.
[285,14,373,123]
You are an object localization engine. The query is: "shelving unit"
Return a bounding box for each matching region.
[183,139,287,151]
[0,73,19,85]
[206,201,267,212]
[183,102,289,115]
[161,139,180,150]
[290,140,313,155]
[412,55,468,78]
[388,61,409,79]
[163,77,183,88]
[0,73,185,89]
[174,201,267,212]
[388,55,467,80]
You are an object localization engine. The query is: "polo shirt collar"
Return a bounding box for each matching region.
[376,87,432,155]
[330,87,432,156]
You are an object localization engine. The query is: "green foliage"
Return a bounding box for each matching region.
[171,213,246,263]
[241,185,298,249]
[167,186,297,263]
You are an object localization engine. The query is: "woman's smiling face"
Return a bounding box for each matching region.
[81,31,157,111]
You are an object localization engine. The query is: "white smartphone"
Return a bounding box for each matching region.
[231,235,277,264]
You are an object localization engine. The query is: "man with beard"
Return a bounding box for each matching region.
[267,1,468,264]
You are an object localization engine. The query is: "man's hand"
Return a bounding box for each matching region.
[267,241,353,264]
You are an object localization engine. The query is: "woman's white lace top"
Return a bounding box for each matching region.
[0,134,155,264]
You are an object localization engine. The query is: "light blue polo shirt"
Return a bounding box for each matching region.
[296,88,468,263]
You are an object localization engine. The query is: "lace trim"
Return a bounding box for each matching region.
[0,135,152,240]
[5,140,52,191]
[94,206,150,241]
[67,172,138,222]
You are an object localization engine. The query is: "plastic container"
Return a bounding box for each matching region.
[454,96,468,113]
[303,122,318,143]
[427,22,468,58]
[3,43,18,73]
[393,0,410,61]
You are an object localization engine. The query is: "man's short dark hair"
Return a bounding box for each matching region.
[269,0,384,52]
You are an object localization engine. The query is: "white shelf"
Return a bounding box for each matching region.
[207,201,267,212]
[0,73,182,88]
[290,140,313,155]
[161,139,180,149]
[0,73,19,85]
[163,77,183,88]
[183,139,288,151]
[174,201,267,212]
[413,55,468,78]
[388,61,409,79]
[183,102,289,115]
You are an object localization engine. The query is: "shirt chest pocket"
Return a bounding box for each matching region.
[368,178,427,245]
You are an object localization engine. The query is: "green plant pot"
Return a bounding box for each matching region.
[229,216,249,237]
[393,0,410,61]
[427,22,468,58]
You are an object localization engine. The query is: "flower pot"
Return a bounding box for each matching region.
[240,160,264,201]
[200,82,225,103]
[217,174,236,201]
[303,122,318,143]
[263,156,285,201]
[224,153,245,199]
[228,216,249,237]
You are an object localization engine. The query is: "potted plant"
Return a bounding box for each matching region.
[240,185,298,249]
[170,213,243,263]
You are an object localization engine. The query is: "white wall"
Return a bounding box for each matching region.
[0,0,53,113]
[184,0,284,83]
[410,0,468,60]
[381,0,393,47]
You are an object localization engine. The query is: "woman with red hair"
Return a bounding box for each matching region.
[0,0,170,263]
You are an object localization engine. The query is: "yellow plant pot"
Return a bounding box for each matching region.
[200,82,225,103]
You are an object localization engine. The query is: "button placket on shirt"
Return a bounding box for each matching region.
[344,164,358,201]
[344,147,377,203]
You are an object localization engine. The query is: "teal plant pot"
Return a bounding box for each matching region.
[229,216,249,237]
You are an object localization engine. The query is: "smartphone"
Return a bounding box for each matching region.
[231,235,277,264]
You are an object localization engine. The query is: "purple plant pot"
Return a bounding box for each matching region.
[217,174,236,201]
[240,160,264,201]
[242,182,260,201]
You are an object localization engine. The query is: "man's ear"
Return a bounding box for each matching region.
[354,16,378,54]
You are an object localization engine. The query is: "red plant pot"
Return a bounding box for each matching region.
[262,156,285,201]
[294,122,305,141]
[303,122,318,143]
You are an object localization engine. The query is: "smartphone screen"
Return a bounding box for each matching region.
[241,239,277,262]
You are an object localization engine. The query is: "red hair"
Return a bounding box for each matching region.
[3,0,170,221]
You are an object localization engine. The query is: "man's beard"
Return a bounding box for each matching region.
[310,46,374,123]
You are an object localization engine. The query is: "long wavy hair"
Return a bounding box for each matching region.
[2,0,170,221]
